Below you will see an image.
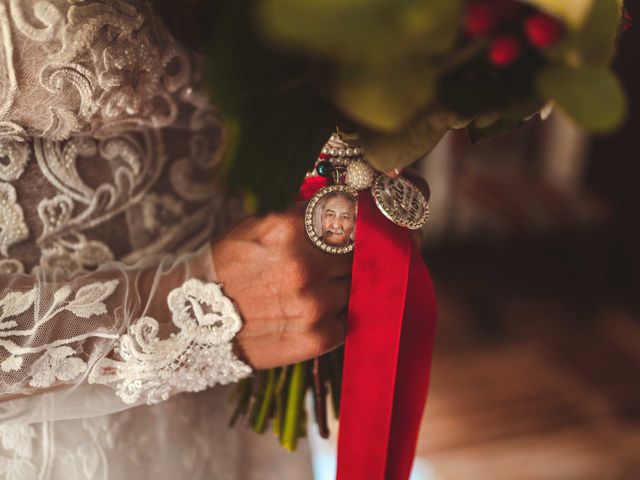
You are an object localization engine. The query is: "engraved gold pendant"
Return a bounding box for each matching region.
[305,184,358,255]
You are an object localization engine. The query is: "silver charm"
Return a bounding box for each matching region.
[371,175,429,230]
[305,184,358,254]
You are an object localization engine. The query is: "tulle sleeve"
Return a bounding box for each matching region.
[0,243,252,424]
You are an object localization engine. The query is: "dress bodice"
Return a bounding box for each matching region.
[0,1,313,478]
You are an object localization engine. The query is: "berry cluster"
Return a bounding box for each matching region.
[623,8,633,32]
[464,0,564,67]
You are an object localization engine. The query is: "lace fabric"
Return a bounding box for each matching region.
[0,0,208,140]
[0,245,251,424]
[0,0,313,478]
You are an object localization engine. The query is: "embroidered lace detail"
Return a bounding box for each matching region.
[0,0,196,139]
[0,183,29,257]
[0,280,120,389]
[0,1,278,478]
[89,279,251,405]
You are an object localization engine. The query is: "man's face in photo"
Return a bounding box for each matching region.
[321,194,356,246]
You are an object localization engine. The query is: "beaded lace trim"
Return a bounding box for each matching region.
[88,279,252,405]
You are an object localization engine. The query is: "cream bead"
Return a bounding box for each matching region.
[345,160,375,190]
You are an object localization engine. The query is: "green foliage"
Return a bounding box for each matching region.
[153,0,626,211]
[334,64,436,132]
[522,0,620,62]
[257,0,462,65]
[437,51,545,117]
[468,116,526,143]
[201,1,338,211]
[257,0,460,134]
[358,110,460,172]
[536,65,626,131]
[569,0,621,65]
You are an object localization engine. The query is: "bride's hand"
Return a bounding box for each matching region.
[211,204,351,369]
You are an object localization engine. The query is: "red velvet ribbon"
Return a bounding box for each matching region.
[299,176,437,479]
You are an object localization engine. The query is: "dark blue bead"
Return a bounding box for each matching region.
[316,161,333,177]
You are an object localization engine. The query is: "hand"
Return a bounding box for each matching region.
[211,204,351,369]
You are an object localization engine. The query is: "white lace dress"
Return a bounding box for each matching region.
[0,1,313,478]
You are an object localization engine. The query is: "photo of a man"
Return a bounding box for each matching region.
[315,191,357,247]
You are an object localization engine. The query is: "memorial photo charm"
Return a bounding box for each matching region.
[371,175,429,230]
[305,184,358,254]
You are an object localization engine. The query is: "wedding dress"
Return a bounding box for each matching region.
[0,1,313,478]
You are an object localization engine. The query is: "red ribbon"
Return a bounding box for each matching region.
[299,177,437,479]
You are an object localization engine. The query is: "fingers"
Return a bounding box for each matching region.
[294,310,347,361]
[314,311,347,354]
[308,277,351,318]
[286,276,350,331]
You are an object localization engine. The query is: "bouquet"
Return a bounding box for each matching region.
[153,0,628,451]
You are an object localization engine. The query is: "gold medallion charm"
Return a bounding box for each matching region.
[305,184,358,254]
[371,175,429,230]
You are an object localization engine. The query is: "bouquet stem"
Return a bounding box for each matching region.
[312,357,329,438]
[282,362,307,451]
[251,368,277,433]
[230,347,344,450]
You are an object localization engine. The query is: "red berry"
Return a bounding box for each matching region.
[489,35,521,67]
[464,2,497,37]
[525,13,564,48]
[623,9,632,32]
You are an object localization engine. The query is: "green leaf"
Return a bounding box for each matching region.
[535,65,626,132]
[334,64,436,132]
[257,0,462,66]
[466,95,545,142]
[359,110,462,172]
[570,0,621,65]
[467,116,527,143]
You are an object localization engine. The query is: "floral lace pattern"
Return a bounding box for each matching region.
[0,0,306,478]
[89,279,251,405]
[0,0,251,397]
[1,0,199,139]
[0,279,119,389]
[0,183,28,257]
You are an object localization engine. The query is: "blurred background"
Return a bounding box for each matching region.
[309,5,639,480]
[413,7,640,479]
